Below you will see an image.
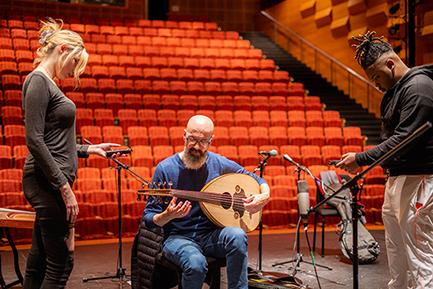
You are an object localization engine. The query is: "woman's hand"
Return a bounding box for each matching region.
[60,183,79,224]
[87,143,120,158]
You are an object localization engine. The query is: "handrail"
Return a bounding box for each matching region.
[260,11,376,89]
[259,10,383,116]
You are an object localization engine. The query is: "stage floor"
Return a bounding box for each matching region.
[2,228,389,289]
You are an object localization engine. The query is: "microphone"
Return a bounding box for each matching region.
[258,149,278,157]
[106,148,132,158]
[282,154,295,164]
[297,180,310,227]
[328,159,342,166]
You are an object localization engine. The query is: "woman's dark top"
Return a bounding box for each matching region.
[22,71,88,189]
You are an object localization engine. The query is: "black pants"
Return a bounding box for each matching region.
[22,169,73,289]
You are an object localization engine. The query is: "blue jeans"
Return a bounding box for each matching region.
[162,227,248,289]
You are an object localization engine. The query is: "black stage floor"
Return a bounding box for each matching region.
[2,229,389,289]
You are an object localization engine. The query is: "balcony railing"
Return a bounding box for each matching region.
[258,11,382,117]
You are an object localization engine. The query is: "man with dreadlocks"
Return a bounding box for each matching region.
[337,31,433,289]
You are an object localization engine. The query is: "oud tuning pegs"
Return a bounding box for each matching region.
[151,181,157,189]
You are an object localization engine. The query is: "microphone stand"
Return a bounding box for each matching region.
[253,153,271,271]
[307,121,432,289]
[83,154,149,283]
[272,159,332,273]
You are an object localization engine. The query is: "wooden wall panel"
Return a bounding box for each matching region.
[262,0,395,76]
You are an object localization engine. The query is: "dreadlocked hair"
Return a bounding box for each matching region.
[352,31,392,69]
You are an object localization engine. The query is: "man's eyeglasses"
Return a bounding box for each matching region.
[185,133,212,146]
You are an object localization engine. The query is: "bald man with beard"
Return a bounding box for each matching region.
[144,115,270,289]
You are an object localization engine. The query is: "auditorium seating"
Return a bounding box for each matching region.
[0,16,378,238]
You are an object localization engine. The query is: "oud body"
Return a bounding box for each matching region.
[139,173,262,232]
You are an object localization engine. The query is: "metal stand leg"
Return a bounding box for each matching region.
[0,228,24,289]
[82,165,128,283]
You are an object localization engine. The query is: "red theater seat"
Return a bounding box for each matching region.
[229,127,249,146]
[214,110,234,127]
[102,126,124,144]
[127,127,149,146]
[234,111,252,127]
[1,106,23,125]
[306,127,325,146]
[153,145,174,164]
[0,145,13,169]
[81,126,102,144]
[158,109,177,127]
[301,145,322,166]
[177,110,196,126]
[94,109,114,127]
[238,145,259,166]
[148,126,170,145]
[213,127,230,146]
[13,145,28,169]
[217,145,238,162]
[131,145,153,167]
[249,126,269,147]
[4,125,26,147]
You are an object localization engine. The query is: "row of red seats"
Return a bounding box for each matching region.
[74,109,339,130]
[72,144,365,169]
[1,64,289,82]
[0,166,383,190]
[85,56,274,69]
[75,165,385,189]
[1,99,328,128]
[62,94,312,111]
[2,51,271,67]
[2,80,299,97]
[0,166,385,197]
[3,93,321,114]
[0,188,385,226]
[3,81,299,97]
[0,28,237,40]
[83,66,284,80]
[0,140,368,171]
[82,36,251,48]
[1,18,219,30]
[0,49,33,62]
[0,37,252,51]
[77,125,361,146]
[0,35,251,50]
[1,45,264,60]
[0,120,360,146]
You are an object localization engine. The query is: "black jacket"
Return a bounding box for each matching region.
[131,215,178,289]
[356,64,433,176]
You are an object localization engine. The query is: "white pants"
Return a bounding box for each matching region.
[383,175,433,289]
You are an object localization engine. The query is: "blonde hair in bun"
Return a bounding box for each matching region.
[35,17,88,87]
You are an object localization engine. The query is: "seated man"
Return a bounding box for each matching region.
[144,115,270,289]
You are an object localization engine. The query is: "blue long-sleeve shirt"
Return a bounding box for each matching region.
[143,152,266,240]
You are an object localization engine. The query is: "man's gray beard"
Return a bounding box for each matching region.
[183,148,207,170]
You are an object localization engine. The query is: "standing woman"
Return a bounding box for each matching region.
[22,18,118,289]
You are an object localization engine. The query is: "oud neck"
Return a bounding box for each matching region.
[171,189,222,205]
